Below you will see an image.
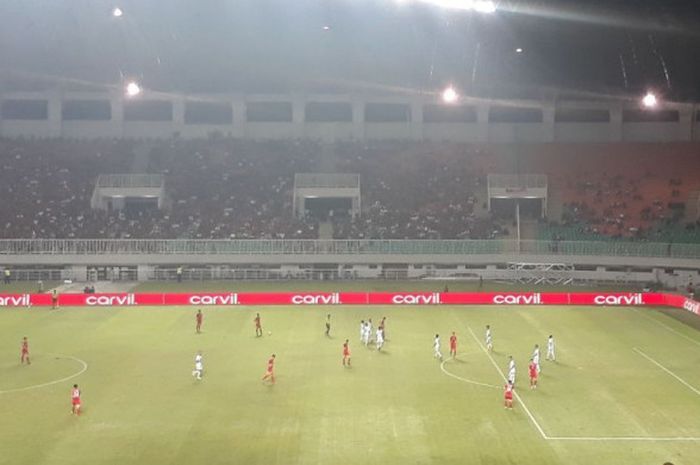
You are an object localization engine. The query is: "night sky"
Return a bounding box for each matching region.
[1,0,699,101]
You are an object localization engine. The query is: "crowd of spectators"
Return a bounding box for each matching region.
[532,144,700,240]
[0,138,698,242]
[331,141,505,239]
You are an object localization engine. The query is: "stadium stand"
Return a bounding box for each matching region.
[0,139,698,241]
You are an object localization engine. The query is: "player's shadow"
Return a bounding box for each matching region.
[450,357,467,363]
[376,349,390,355]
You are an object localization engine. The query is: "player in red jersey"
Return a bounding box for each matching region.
[262,354,276,384]
[71,384,82,415]
[528,359,538,389]
[449,332,457,357]
[20,336,30,365]
[504,380,514,409]
[342,339,351,367]
[195,309,203,334]
[254,313,263,337]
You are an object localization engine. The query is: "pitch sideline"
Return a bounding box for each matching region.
[634,347,700,397]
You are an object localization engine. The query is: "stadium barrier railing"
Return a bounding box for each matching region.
[0,239,699,259]
[1,292,697,314]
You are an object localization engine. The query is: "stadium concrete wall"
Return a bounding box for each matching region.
[2,91,699,142]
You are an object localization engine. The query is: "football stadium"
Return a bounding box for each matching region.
[1,1,700,465]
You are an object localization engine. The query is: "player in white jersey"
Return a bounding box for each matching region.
[376,327,384,351]
[433,334,443,361]
[192,352,203,380]
[507,355,516,384]
[485,325,493,352]
[365,319,373,346]
[360,320,366,343]
[532,344,541,373]
[546,335,556,361]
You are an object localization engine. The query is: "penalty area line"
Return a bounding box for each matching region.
[633,347,700,397]
[440,357,501,390]
[0,354,88,394]
[466,326,549,440]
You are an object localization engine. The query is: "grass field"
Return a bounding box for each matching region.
[2,288,700,465]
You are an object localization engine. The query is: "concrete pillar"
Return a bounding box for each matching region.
[137,265,152,281]
[291,94,305,138]
[678,105,693,141]
[232,96,246,138]
[111,91,125,137]
[47,91,62,137]
[352,98,365,140]
[69,265,88,282]
[542,105,555,142]
[410,99,424,141]
[477,104,490,143]
[609,105,623,141]
[172,97,185,135]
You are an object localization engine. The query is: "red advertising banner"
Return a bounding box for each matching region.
[0,291,697,312]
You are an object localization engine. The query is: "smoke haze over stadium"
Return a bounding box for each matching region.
[2,0,700,101]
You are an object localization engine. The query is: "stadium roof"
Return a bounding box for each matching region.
[1,0,700,102]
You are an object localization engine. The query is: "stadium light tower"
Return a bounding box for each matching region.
[112,7,123,18]
[473,1,497,13]
[442,86,459,104]
[642,91,658,108]
[125,81,142,98]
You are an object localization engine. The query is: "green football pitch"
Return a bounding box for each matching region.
[1,289,699,465]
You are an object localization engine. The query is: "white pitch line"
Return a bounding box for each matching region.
[440,357,501,390]
[632,308,700,349]
[466,326,549,440]
[634,347,700,397]
[0,354,88,394]
[548,435,700,442]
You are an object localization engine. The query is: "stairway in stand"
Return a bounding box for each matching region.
[318,221,334,239]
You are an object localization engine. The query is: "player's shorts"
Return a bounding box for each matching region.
[505,393,513,400]
[450,344,456,350]
[21,349,29,354]
[72,398,81,406]
[530,374,538,380]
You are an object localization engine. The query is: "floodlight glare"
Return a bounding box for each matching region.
[516,47,523,53]
[125,81,142,97]
[442,86,459,103]
[473,0,497,13]
[642,92,657,108]
[112,7,123,17]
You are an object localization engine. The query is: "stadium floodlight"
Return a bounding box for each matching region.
[515,47,523,53]
[442,86,459,103]
[112,7,123,17]
[125,81,142,97]
[473,0,497,13]
[642,91,658,108]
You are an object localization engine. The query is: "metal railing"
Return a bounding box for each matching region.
[96,174,164,188]
[294,173,360,188]
[0,239,698,259]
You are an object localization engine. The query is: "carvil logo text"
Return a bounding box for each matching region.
[493,294,542,305]
[683,299,700,315]
[86,294,137,306]
[189,294,239,305]
[291,293,342,305]
[593,294,643,305]
[0,294,31,306]
[392,293,442,304]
